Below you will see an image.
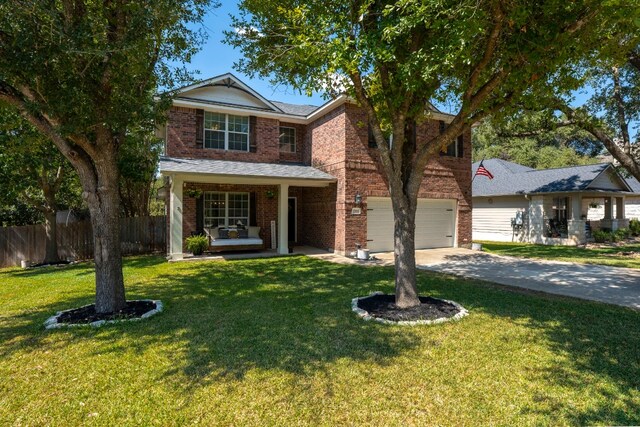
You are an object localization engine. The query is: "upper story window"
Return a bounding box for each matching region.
[279,127,296,153]
[368,123,392,148]
[439,120,464,158]
[204,112,249,151]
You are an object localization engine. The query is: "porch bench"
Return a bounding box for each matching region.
[204,226,264,252]
[209,237,264,252]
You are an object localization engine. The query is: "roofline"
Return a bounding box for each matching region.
[472,188,636,198]
[161,169,337,182]
[305,95,348,122]
[171,98,309,124]
[168,80,457,125]
[168,73,284,113]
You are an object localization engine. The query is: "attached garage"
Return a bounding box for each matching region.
[366,197,456,252]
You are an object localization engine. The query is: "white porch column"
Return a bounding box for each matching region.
[528,195,545,244]
[169,176,184,260]
[568,195,586,244]
[570,195,582,220]
[278,183,289,255]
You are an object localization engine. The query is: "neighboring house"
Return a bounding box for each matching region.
[472,159,639,245]
[159,73,471,259]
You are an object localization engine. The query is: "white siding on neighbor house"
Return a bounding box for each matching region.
[183,86,269,109]
[581,197,639,220]
[472,196,529,242]
[588,170,628,191]
[625,197,640,220]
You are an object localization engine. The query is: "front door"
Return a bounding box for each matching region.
[288,197,297,243]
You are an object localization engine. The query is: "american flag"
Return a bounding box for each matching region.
[474,160,494,179]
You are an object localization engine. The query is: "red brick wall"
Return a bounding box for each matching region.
[299,185,338,251]
[167,107,279,162]
[336,104,473,252]
[167,107,309,164]
[302,105,348,252]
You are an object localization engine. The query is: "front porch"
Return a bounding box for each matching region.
[160,157,337,259]
[528,193,630,246]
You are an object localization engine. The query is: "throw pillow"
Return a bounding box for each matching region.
[248,226,261,238]
[238,229,248,238]
[218,228,229,239]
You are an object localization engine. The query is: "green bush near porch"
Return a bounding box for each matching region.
[185,234,208,255]
[1,256,639,425]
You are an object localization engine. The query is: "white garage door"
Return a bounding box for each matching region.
[366,197,456,252]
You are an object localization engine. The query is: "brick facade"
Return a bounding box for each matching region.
[167,107,301,164]
[168,101,472,254]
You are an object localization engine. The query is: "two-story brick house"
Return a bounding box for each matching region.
[159,74,472,259]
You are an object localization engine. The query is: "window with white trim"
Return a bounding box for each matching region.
[552,196,569,222]
[204,112,249,151]
[279,126,296,153]
[203,192,250,227]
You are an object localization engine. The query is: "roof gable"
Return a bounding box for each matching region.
[173,73,283,113]
[587,166,633,192]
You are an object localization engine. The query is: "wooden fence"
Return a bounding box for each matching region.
[0,216,166,268]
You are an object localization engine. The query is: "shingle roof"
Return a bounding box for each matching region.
[269,101,319,117]
[159,157,336,181]
[472,159,633,196]
[627,176,640,193]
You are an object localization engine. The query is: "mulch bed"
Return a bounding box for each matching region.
[56,300,157,325]
[30,260,71,268]
[356,293,462,322]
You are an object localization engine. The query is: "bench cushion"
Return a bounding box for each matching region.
[210,238,263,247]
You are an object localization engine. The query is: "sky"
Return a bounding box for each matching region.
[188,2,600,110]
[183,1,326,107]
[187,1,637,140]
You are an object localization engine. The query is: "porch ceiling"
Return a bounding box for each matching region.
[160,156,336,187]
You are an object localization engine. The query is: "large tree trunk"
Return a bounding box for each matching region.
[391,195,420,308]
[42,210,60,264]
[83,153,126,314]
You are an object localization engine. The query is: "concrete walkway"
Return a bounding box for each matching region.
[405,248,640,310]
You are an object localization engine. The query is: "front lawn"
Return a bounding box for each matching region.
[478,241,640,269]
[1,256,639,425]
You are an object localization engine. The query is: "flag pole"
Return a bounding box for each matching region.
[471,156,485,183]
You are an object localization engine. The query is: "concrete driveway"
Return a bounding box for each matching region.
[375,248,640,309]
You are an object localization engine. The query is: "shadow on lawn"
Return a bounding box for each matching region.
[1,256,420,383]
[1,255,639,424]
[119,257,418,382]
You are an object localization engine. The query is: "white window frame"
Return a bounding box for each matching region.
[203,191,250,228]
[279,126,296,153]
[204,112,250,152]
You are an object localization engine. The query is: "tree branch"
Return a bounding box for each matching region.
[463,1,504,107]
[556,99,640,181]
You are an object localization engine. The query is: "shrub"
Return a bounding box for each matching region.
[630,219,640,236]
[592,230,610,243]
[615,228,631,241]
[186,234,208,256]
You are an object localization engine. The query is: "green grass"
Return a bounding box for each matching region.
[1,256,639,426]
[478,241,640,269]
